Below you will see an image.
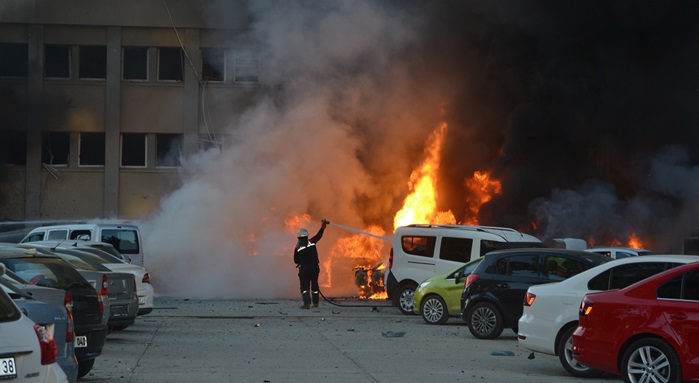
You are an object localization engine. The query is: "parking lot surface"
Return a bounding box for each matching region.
[82,296,619,383]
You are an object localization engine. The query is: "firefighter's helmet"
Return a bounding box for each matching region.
[297,228,308,238]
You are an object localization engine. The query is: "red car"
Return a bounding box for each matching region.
[572,262,699,383]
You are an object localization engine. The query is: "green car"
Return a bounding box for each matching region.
[413,257,482,325]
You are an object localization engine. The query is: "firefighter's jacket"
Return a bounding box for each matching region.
[294,227,325,270]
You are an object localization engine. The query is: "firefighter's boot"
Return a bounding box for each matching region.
[312,291,319,307]
[300,291,311,309]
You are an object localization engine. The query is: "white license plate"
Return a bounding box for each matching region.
[75,335,88,348]
[138,296,146,305]
[0,357,17,379]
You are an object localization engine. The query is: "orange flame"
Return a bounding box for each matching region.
[393,123,455,229]
[463,171,502,225]
[628,232,643,249]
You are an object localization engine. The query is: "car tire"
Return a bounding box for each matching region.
[77,358,95,379]
[621,338,682,383]
[467,302,504,339]
[395,283,417,315]
[558,325,602,378]
[421,294,448,325]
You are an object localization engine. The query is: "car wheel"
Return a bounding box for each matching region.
[621,338,682,383]
[395,283,417,315]
[77,358,95,379]
[558,326,602,378]
[421,294,448,325]
[467,302,504,339]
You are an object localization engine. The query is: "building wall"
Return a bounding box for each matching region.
[0,1,262,222]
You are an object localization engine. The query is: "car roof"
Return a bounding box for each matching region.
[486,247,597,257]
[396,224,542,243]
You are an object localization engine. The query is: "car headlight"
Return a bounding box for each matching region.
[419,281,430,288]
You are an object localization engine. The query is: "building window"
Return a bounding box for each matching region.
[45,45,71,79]
[123,46,148,80]
[158,47,184,81]
[79,132,105,166]
[0,131,26,165]
[41,132,70,166]
[121,133,147,167]
[234,49,258,83]
[201,48,225,82]
[79,45,107,79]
[156,134,182,167]
[0,43,28,78]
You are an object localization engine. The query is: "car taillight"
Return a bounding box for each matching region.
[142,273,151,284]
[64,291,75,343]
[101,274,108,296]
[464,273,478,290]
[579,298,593,317]
[524,292,536,307]
[34,324,58,365]
[388,248,393,270]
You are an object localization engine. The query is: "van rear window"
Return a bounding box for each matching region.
[101,229,140,255]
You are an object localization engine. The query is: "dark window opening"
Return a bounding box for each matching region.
[156,134,182,167]
[45,45,71,78]
[158,47,184,81]
[401,236,436,258]
[41,132,70,165]
[201,48,225,82]
[0,131,26,165]
[234,49,258,83]
[439,237,473,263]
[123,47,148,80]
[121,133,147,167]
[0,43,28,77]
[79,132,105,166]
[79,45,106,79]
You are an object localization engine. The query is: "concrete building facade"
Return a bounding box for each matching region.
[0,0,264,222]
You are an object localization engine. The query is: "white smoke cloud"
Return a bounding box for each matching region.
[140,1,434,298]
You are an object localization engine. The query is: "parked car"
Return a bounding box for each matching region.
[584,246,655,259]
[20,222,145,266]
[30,245,139,331]
[386,224,543,314]
[27,241,154,316]
[572,262,699,383]
[0,247,109,378]
[460,248,610,339]
[1,276,78,383]
[0,263,69,383]
[413,257,482,325]
[518,254,698,378]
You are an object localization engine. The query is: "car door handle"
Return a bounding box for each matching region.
[670,312,688,321]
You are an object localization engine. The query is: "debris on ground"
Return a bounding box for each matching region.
[382,331,406,338]
[489,350,515,356]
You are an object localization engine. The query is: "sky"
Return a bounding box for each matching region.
[140,1,699,298]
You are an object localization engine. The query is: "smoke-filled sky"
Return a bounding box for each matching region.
[142,0,699,298]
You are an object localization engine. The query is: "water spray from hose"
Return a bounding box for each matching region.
[325,220,393,242]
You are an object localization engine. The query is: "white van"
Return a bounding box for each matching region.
[20,223,145,266]
[386,224,543,314]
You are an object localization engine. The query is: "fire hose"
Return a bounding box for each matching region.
[318,289,393,308]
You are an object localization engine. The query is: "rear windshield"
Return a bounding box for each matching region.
[2,257,87,289]
[101,229,140,255]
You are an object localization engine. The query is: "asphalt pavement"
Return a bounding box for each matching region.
[81,296,620,383]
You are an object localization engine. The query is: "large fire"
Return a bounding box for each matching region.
[393,122,456,229]
[463,171,502,225]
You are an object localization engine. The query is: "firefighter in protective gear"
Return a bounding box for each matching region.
[294,219,328,309]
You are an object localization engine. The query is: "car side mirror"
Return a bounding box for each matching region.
[454,271,462,284]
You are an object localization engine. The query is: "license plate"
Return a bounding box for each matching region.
[0,357,17,379]
[75,336,88,348]
[111,305,128,318]
[138,296,146,305]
